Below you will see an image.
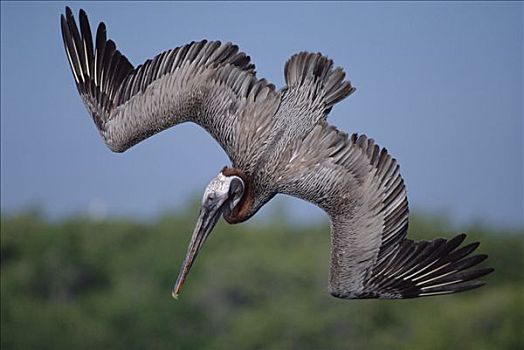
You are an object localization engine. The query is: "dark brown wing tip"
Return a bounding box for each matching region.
[356,233,494,300]
[65,6,73,18]
[412,235,493,298]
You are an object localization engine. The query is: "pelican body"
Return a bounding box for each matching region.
[61,7,493,300]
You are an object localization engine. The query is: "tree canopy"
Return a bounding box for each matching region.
[1,204,522,350]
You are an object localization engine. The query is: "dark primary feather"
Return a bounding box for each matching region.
[61,8,134,127]
[275,121,492,299]
[61,7,279,169]
[61,7,492,300]
[357,234,493,298]
[61,7,254,122]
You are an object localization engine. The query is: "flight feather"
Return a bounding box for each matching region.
[276,122,492,299]
[61,7,280,170]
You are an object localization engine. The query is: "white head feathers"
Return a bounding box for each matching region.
[202,172,244,209]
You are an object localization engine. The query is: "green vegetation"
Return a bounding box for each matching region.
[1,204,522,350]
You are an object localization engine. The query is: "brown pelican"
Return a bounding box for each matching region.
[61,7,493,300]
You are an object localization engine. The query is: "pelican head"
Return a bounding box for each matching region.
[172,170,245,298]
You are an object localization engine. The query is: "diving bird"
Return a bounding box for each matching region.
[60,7,493,300]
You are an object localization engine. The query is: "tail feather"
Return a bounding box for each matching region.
[284,52,356,111]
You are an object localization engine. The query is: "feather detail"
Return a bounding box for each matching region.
[284,52,355,112]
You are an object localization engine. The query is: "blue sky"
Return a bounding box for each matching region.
[1,2,522,229]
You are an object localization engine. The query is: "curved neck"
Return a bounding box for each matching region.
[222,167,254,224]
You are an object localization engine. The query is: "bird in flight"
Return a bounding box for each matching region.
[60,7,493,300]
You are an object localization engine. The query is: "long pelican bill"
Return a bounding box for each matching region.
[172,196,228,299]
[62,7,493,302]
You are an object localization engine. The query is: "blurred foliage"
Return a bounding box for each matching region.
[1,204,523,350]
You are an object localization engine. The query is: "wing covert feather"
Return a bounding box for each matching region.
[62,8,492,299]
[61,7,280,170]
[276,122,492,299]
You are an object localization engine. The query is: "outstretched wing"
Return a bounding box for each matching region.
[275,121,493,299]
[60,7,280,172]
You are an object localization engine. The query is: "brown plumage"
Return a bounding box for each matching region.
[61,7,493,299]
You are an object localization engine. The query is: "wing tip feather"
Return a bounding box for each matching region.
[332,233,493,300]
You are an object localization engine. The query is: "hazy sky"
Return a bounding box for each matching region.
[1,2,522,229]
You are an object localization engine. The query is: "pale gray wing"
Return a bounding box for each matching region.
[61,8,280,172]
[275,121,493,299]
